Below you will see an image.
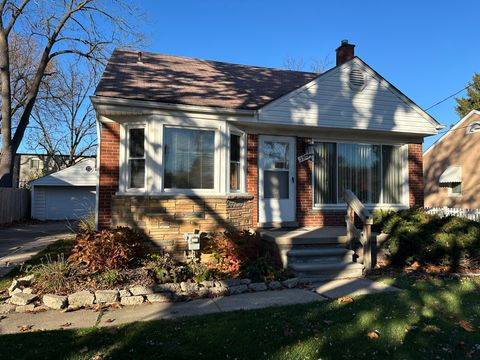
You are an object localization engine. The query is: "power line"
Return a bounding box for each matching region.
[425,83,473,111]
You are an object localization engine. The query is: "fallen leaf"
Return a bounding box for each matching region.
[61,322,72,327]
[110,303,122,310]
[338,296,354,304]
[105,318,115,323]
[367,330,380,339]
[0,315,7,322]
[423,324,441,333]
[17,325,33,332]
[460,320,476,332]
[323,320,333,325]
[79,347,88,354]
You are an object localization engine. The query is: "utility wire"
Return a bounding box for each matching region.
[425,83,473,111]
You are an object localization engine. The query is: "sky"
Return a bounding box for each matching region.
[133,0,480,150]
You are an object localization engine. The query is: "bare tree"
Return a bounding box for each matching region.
[283,55,332,73]
[28,62,97,168]
[0,0,143,187]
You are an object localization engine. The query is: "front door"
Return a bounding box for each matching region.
[258,135,296,225]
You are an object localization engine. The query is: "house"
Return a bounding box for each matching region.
[424,110,480,208]
[29,159,97,220]
[11,153,95,188]
[92,40,441,259]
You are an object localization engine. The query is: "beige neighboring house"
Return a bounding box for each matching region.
[424,110,480,208]
[12,154,95,188]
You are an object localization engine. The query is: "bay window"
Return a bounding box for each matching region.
[127,127,145,189]
[314,142,405,205]
[164,127,215,189]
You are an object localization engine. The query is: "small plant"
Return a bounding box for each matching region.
[97,269,124,287]
[68,227,145,273]
[78,211,96,233]
[142,253,180,283]
[30,254,73,294]
[240,256,275,282]
[186,262,211,283]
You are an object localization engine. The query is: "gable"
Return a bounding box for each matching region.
[257,58,439,136]
[30,159,97,187]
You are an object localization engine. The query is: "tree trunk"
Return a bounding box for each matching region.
[0,30,13,187]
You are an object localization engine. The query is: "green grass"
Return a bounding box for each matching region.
[1,275,480,359]
[0,239,75,292]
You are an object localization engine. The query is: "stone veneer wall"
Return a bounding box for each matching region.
[111,194,253,256]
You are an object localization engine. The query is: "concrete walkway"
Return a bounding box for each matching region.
[0,278,400,334]
[0,222,73,276]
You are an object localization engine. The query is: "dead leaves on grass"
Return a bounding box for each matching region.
[17,324,33,332]
[337,296,354,304]
[367,330,380,339]
[459,320,476,332]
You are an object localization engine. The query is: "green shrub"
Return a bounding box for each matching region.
[374,208,480,270]
[68,227,145,273]
[240,256,275,282]
[185,262,211,283]
[142,253,182,283]
[78,211,96,233]
[97,269,124,287]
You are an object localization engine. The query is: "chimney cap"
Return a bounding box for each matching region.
[336,39,355,50]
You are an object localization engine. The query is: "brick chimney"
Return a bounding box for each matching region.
[336,40,355,66]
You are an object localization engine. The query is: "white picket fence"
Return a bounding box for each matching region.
[426,207,480,222]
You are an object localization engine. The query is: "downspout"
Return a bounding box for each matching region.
[94,117,101,230]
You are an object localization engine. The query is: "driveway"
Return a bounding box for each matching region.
[0,222,73,276]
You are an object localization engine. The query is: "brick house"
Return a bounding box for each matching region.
[92,41,442,257]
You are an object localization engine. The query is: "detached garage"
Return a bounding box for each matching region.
[30,159,96,220]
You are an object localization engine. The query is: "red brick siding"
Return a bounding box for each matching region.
[408,143,424,207]
[296,137,346,227]
[98,122,120,229]
[247,134,258,225]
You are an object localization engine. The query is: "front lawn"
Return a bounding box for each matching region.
[1,275,480,359]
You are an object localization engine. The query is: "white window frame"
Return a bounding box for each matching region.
[448,182,462,197]
[311,140,409,210]
[228,125,246,193]
[162,125,220,194]
[125,124,146,192]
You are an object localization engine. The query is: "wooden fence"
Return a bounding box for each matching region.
[0,188,30,225]
[426,207,480,222]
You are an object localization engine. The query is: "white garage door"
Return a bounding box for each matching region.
[34,186,96,220]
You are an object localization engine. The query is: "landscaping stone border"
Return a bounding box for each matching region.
[0,276,306,313]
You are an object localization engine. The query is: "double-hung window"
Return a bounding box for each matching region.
[313,142,405,205]
[127,127,146,189]
[230,133,241,191]
[164,127,215,189]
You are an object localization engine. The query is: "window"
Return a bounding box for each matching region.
[313,142,405,205]
[466,122,480,134]
[29,158,43,170]
[164,128,215,189]
[450,182,462,196]
[230,134,241,191]
[128,128,145,189]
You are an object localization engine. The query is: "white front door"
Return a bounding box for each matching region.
[258,135,296,225]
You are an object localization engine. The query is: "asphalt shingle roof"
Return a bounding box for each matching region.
[95,49,319,110]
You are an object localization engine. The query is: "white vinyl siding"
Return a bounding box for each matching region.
[258,59,438,135]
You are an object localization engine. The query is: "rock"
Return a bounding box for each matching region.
[22,288,33,294]
[180,281,199,293]
[229,284,248,295]
[120,295,144,306]
[15,304,35,313]
[249,282,267,291]
[68,291,95,307]
[172,292,190,302]
[208,287,228,297]
[43,294,67,310]
[10,293,37,306]
[197,288,209,298]
[119,289,131,298]
[200,280,215,288]
[0,304,16,314]
[9,288,22,295]
[95,290,119,304]
[8,279,18,295]
[16,275,35,286]
[240,278,252,285]
[146,293,172,303]
[268,281,282,290]
[129,285,154,296]
[282,277,299,289]
[153,283,180,293]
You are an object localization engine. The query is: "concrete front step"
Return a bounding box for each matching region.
[286,247,355,264]
[289,262,364,281]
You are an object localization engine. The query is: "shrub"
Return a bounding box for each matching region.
[30,254,73,294]
[97,269,124,287]
[185,262,211,283]
[68,227,145,273]
[240,256,275,282]
[78,211,96,233]
[374,208,480,270]
[142,253,180,283]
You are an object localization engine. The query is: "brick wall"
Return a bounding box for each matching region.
[296,137,346,227]
[98,122,120,229]
[408,143,424,207]
[111,194,253,256]
[247,134,258,226]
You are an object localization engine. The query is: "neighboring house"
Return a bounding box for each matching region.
[91,40,441,255]
[12,153,95,188]
[424,110,480,208]
[29,159,97,220]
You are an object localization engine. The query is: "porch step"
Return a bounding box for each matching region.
[289,262,364,281]
[286,248,356,264]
